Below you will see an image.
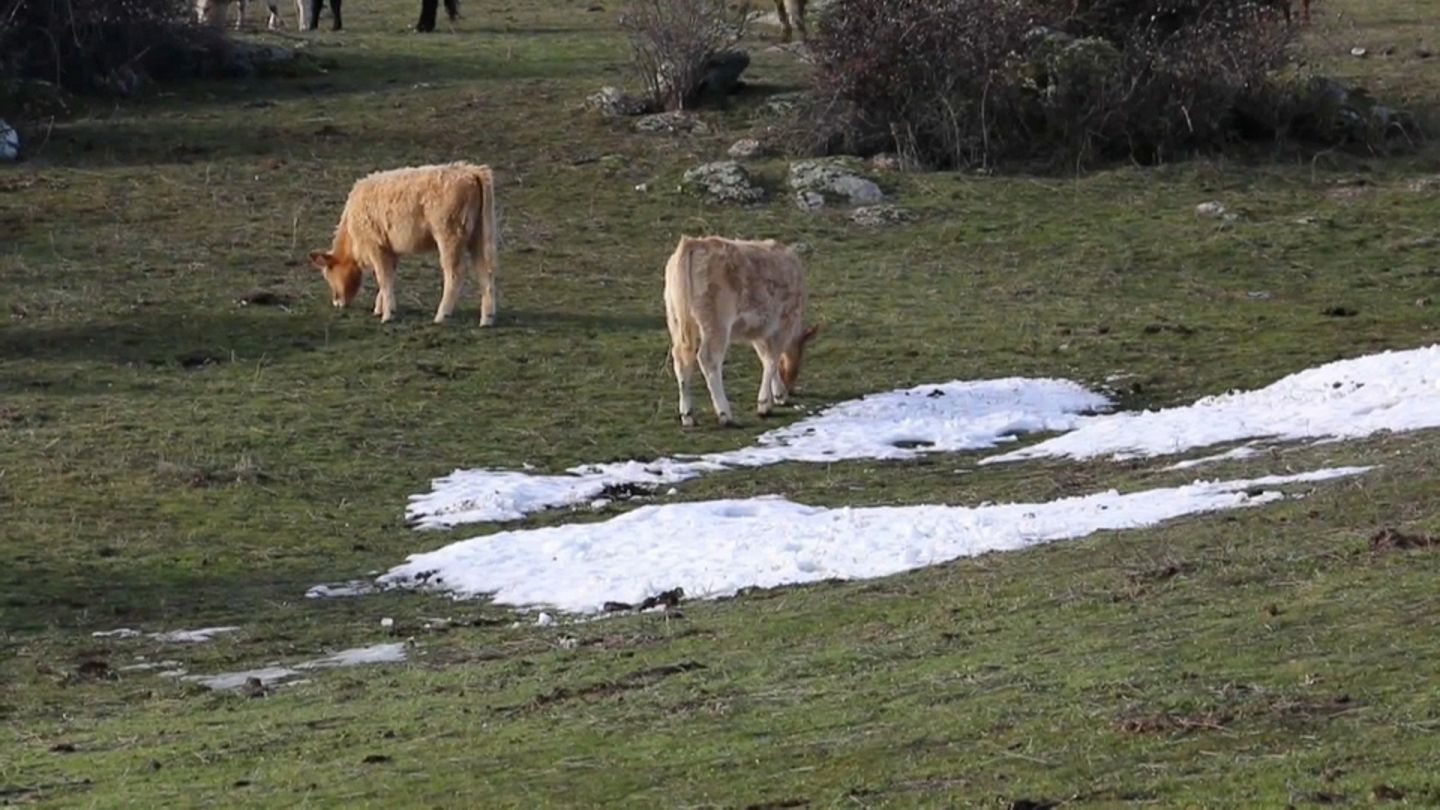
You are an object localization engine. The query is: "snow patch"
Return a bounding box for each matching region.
[988,345,1440,465]
[1166,445,1264,471]
[378,468,1367,614]
[93,626,239,643]
[406,378,1108,528]
[181,643,407,691]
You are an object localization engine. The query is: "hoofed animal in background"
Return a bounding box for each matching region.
[195,0,302,30]
[304,0,342,30]
[774,0,807,42]
[416,0,460,32]
[664,236,819,426]
[308,162,499,325]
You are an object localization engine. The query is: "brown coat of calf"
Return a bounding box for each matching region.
[308,162,499,325]
[664,236,818,426]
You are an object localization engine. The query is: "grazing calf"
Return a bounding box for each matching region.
[308,162,499,325]
[664,236,818,427]
[416,0,460,32]
[774,0,807,42]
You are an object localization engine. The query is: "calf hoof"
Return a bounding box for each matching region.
[479,316,495,328]
[756,403,773,418]
[718,415,737,428]
[680,413,696,428]
[433,314,448,325]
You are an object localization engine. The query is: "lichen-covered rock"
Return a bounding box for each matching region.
[788,158,883,206]
[794,191,825,211]
[850,205,916,226]
[681,161,764,204]
[728,138,765,159]
[634,111,711,134]
[586,86,648,118]
[754,91,808,118]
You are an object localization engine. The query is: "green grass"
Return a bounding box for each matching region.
[4,0,1440,805]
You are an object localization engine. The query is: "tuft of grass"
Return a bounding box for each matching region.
[3,0,1440,805]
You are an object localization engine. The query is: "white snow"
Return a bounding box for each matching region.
[306,580,379,599]
[93,626,239,643]
[150,626,240,643]
[377,468,1367,614]
[988,345,1440,465]
[1165,445,1264,471]
[406,378,1108,528]
[182,643,407,691]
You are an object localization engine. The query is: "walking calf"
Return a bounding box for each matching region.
[664,236,818,426]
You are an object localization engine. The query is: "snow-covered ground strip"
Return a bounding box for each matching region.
[1165,445,1264,471]
[988,345,1440,465]
[377,467,1368,614]
[180,643,407,691]
[92,626,240,643]
[405,378,1110,528]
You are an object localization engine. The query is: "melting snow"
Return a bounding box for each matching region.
[181,643,407,691]
[987,345,1440,465]
[377,468,1367,613]
[406,378,1108,527]
[93,626,239,643]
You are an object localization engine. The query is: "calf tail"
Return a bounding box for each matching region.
[474,165,499,279]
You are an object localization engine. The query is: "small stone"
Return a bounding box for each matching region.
[1418,297,1432,307]
[633,111,710,134]
[1195,201,1226,218]
[869,152,900,171]
[727,138,764,159]
[850,204,917,226]
[536,612,554,627]
[634,182,649,193]
[794,191,825,211]
[380,617,394,628]
[1350,46,1368,58]
[585,86,648,118]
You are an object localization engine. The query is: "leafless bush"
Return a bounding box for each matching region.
[619,0,747,111]
[803,0,1339,169]
[1,0,226,99]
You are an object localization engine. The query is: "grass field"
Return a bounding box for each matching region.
[4,0,1440,805]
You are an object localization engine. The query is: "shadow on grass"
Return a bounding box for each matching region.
[0,310,334,368]
[504,308,665,333]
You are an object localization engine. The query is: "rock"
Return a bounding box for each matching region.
[790,242,812,256]
[788,158,883,206]
[869,152,901,171]
[1409,175,1440,192]
[634,111,710,134]
[0,120,18,161]
[1418,48,1434,59]
[1351,46,1368,58]
[681,161,765,205]
[850,204,917,226]
[755,91,807,118]
[598,154,629,174]
[794,191,825,211]
[1195,201,1226,218]
[728,138,765,159]
[586,86,648,118]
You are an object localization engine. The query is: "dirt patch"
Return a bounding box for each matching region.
[602,587,684,613]
[1114,711,1230,735]
[507,660,706,714]
[1369,527,1439,555]
[236,290,292,308]
[745,799,809,810]
[597,482,657,501]
[892,439,936,449]
[1321,306,1359,318]
[1142,322,1195,336]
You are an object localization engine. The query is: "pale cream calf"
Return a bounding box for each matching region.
[308,162,499,325]
[196,0,301,30]
[773,0,808,42]
[664,236,818,426]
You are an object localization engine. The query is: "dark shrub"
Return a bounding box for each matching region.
[0,0,226,100]
[619,0,748,111]
[804,0,1320,169]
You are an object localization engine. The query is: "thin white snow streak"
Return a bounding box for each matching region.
[92,626,240,643]
[181,643,407,691]
[988,345,1440,465]
[405,378,1109,528]
[377,467,1367,614]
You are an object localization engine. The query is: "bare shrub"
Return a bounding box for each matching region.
[619,0,747,111]
[804,0,1321,169]
[0,0,227,99]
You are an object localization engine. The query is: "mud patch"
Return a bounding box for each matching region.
[508,659,706,713]
[1369,527,1439,555]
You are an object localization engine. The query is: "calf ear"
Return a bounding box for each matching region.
[307,250,332,270]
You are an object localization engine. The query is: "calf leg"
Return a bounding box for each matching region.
[471,246,496,327]
[373,255,398,323]
[266,1,281,29]
[234,0,246,29]
[788,0,807,41]
[754,344,778,417]
[307,0,322,29]
[434,242,465,324]
[329,0,341,29]
[696,331,734,426]
[443,0,459,22]
[672,344,699,427]
[416,0,439,31]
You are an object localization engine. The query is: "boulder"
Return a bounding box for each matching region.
[681,161,765,205]
[728,138,765,159]
[586,86,649,118]
[0,120,19,161]
[788,158,883,206]
[794,191,825,211]
[850,205,916,226]
[634,111,711,134]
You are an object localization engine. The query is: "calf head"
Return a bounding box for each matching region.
[307,250,362,308]
[779,324,820,389]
